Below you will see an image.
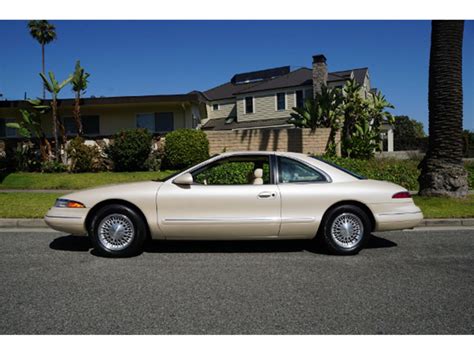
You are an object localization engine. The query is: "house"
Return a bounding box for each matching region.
[200,54,393,151]
[0,54,393,152]
[0,93,206,139]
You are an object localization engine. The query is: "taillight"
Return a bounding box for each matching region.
[392,191,411,199]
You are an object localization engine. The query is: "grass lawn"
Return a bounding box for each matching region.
[413,195,474,219]
[0,192,472,219]
[0,170,177,190]
[0,192,63,218]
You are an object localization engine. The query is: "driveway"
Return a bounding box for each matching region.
[0,229,472,334]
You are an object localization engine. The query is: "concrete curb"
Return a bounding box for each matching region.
[0,218,49,228]
[0,218,473,230]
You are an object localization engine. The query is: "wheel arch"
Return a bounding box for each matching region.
[318,200,376,235]
[85,199,151,239]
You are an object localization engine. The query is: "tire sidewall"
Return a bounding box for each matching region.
[322,205,371,255]
[90,204,147,257]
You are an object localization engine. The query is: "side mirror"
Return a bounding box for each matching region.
[173,173,193,186]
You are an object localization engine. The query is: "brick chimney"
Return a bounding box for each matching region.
[312,54,328,97]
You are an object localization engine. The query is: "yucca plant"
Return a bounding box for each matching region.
[346,119,381,160]
[71,60,90,136]
[6,99,52,161]
[289,98,324,131]
[40,71,72,161]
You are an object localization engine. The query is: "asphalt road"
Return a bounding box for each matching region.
[0,229,473,334]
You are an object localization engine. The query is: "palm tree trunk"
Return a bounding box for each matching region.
[418,20,468,197]
[74,91,83,136]
[41,44,46,99]
[51,97,59,162]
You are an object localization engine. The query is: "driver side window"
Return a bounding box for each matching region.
[193,156,271,185]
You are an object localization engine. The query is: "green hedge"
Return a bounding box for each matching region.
[106,129,152,172]
[195,162,270,185]
[320,156,473,191]
[320,156,420,190]
[163,129,209,170]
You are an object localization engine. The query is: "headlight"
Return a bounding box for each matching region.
[55,199,86,208]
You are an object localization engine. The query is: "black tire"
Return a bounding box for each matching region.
[89,204,147,257]
[320,205,372,255]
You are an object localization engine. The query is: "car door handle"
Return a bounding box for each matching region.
[258,191,276,199]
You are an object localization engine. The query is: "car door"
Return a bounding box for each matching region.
[276,155,331,239]
[156,154,281,239]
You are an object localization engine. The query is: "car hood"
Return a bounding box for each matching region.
[59,180,163,208]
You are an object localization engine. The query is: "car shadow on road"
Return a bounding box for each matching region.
[49,234,397,255]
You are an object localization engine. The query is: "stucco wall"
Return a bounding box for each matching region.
[205,128,340,156]
[0,103,195,138]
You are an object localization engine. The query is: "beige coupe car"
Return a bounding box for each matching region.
[45,151,423,257]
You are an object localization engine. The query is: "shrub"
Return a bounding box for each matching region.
[195,162,270,185]
[319,156,421,190]
[14,144,42,172]
[106,129,152,172]
[41,160,67,173]
[66,137,103,173]
[143,150,162,172]
[163,129,209,169]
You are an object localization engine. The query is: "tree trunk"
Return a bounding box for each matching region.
[52,97,59,162]
[74,91,83,136]
[42,44,46,100]
[418,20,468,197]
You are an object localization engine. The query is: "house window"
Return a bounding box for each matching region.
[136,112,174,133]
[212,104,219,111]
[136,113,156,132]
[155,112,174,132]
[276,92,286,111]
[0,118,18,137]
[62,116,100,135]
[245,97,254,114]
[295,90,304,108]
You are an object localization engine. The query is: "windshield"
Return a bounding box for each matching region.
[311,157,367,180]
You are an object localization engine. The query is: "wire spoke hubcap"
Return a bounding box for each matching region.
[330,213,364,248]
[98,214,135,251]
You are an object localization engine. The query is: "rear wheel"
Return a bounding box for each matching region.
[90,204,147,257]
[320,205,371,255]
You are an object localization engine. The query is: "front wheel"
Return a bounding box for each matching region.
[90,204,147,257]
[320,205,371,255]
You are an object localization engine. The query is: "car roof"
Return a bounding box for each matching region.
[217,151,309,159]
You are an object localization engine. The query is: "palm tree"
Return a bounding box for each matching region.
[418,20,468,197]
[71,61,90,136]
[40,72,72,161]
[27,20,57,99]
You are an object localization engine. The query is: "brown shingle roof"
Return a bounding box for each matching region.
[204,67,369,101]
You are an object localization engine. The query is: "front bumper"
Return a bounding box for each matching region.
[44,207,89,236]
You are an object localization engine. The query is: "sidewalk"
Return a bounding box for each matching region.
[1,218,473,230]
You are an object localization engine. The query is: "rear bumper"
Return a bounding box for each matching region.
[369,202,424,231]
[44,207,89,236]
[375,210,424,231]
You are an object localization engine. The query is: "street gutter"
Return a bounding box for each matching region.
[0,218,473,230]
